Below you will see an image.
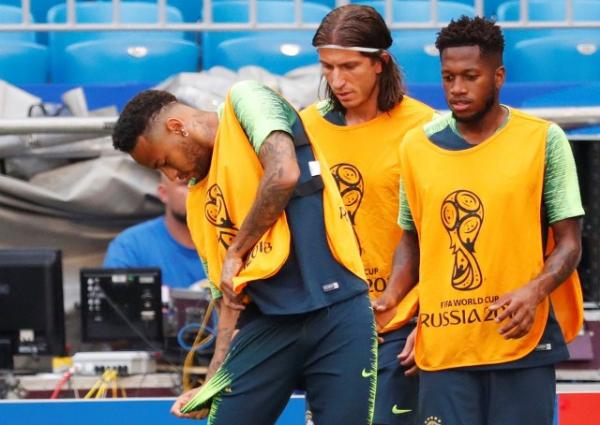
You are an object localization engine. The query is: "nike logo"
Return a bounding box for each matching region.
[392,405,412,415]
[361,368,375,378]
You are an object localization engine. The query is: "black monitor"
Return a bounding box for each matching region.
[80,268,163,346]
[0,249,66,369]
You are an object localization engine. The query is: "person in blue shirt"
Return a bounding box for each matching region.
[103,175,206,288]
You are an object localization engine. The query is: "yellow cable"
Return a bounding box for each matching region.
[83,379,102,399]
[111,372,118,398]
[95,383,106,399]
[182,299,216,391]
[98,369,116,399]
[84,369,120,399]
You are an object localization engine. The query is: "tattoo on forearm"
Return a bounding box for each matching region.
[231,131,297,256]
[207,326,234,375]
[543,245,580,287]
[539,219,582,292]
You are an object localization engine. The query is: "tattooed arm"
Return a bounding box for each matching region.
[206,300,240,377]
[173,133,298,419]
[219,130,300,309]
[490,217,582,339]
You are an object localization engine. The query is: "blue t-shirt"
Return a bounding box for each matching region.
[103,216,206,288]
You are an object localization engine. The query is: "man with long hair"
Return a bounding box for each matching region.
[301,5,435,425]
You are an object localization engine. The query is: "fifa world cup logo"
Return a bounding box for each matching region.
[441,190,484,291]
[205,184,238,250]
[331,163,364,253]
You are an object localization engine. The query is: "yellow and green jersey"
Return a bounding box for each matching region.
[398,108,585,230]
[399,107,584,370]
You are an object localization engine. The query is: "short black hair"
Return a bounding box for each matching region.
[435,16,504,60]
[112,90,176,152]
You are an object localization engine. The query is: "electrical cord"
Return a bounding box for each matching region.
[182,299,217,392]
[50,369,74,399]
[97,287,180,365]
[83,369,126,399]
[96,285,182,391]
[177,324,216,352]
[97,285,165,354]
[97,285,218,393]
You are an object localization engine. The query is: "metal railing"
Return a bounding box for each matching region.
[0,104,599,135]
[0,0,598,32]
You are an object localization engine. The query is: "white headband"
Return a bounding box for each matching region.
[316,44,382,53]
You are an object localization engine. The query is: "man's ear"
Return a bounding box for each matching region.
[157,181,168,204]
[495,65,506,90]
[166,117,185,135]
[380,51,391,65]
[374,51,390,75]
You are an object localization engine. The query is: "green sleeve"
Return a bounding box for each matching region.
[397,180,416,231]
[543,124,585,224]
[228,80,297,154]
[394,114,442,232]
[200,257,222,300]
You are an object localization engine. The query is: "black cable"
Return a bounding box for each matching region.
[96,286,182,378]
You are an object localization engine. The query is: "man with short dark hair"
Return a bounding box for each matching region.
[376,16,584,425]
[112,81,377,425]
[302,5,435,425]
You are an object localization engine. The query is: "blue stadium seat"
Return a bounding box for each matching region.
[214,32,317,74]
[0,4,36,43]
[53,38,199,84]
[166,0,202,23]
[101,0,203,23]
[390,30,441,83]
[361,0,473,83]
[0,41,48,84]
[203,1,331,69]
[100,0,202,40]
[356,0,475,21]
[47,2,185,82]
[384,1,474,84]
[497,0,600,47]
[0,0,65,23]
[496,0,600,21]
[0,0,72,44]
[505,33,600,83]
[307,0,336,7]
[110,0,335,21]
[479,0,506,18]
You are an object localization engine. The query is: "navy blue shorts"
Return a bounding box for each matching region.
[204,294,377,425]
[419,365,556,425]
[374,325,418,425]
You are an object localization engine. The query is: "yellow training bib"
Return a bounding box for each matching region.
[402,109,555,370]
[301,97,434,333]
[187,93,365,294]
